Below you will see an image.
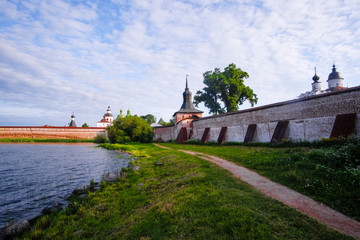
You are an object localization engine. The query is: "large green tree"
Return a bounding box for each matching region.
[107,113,154,143]
[194,63,258,114]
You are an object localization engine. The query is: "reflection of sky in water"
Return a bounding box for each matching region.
[0,144,130,229]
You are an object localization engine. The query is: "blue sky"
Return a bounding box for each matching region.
[0,0,359,126]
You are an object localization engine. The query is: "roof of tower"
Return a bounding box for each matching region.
[69,114,76,127]
[312,67,320,82]
[104,106,113,117]
[173,76,203,115]
[328,65,343,81]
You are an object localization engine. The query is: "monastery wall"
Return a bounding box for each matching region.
[0,126,107,139]
[154,86,360,143]
[153,125,176,142]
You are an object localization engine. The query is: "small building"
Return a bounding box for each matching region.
[69,114,76,127]
[97,106,114,127]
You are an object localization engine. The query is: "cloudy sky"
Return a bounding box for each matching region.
[0,0,359,126]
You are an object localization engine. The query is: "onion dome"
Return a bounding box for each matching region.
[69,114,76,127]
[104,106,113,117]
[312,67,320,83]
[328,65,343,80]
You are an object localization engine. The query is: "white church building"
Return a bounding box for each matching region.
[97,106,114,127]
[298,64,346,98]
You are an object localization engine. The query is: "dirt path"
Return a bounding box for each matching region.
[154,143,360,240]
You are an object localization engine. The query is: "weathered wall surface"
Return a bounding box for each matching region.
[153,125,176,142]
[0,127,107,139]
[155,86,360,143]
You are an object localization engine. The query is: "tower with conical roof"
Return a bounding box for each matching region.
[172,76,203,143]
[327,64,344,90]
[173,76,203,124]
[69,114,77,127]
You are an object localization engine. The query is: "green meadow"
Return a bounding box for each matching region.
[22,142,355,239]
[162,138,360,222]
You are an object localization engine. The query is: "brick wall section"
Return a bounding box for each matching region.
[153,125,176,142]
[154,86,360,143]
[0,126,107,139]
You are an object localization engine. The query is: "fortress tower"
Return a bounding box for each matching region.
[173,76,203,124]
[172,76,203,143]
[69,114,76,127]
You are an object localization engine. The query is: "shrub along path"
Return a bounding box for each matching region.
[154,143,360,240]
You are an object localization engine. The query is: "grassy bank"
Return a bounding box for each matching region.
[23,143,352,239]
[0,138,94,143]
[160,139,360,221]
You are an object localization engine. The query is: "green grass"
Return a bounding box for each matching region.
[160,140,360,222]
[23,143,353,239]
[0,138,94,143]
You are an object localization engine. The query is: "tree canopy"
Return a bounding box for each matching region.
[107,113,154,143]
[158,118,175,126]
[194,63,258,114]
[140,114,157,124]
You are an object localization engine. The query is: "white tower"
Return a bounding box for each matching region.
[327,65,344,90]
[311,67,321,92]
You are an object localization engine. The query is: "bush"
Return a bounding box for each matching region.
[107,115,154,144]
[94,134,107,143]
[306,137,360,169]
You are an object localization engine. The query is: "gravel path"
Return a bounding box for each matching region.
[154,143,360,239]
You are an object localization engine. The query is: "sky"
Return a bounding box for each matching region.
[0,0,359,127]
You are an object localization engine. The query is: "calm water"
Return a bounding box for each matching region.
[0,143,130,230]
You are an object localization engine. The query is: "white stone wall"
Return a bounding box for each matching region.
[155,87,360,143]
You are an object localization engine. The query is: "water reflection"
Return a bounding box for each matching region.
[0,143,130,229]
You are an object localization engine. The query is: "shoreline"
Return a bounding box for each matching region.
[0,138,96,144]
[0,142,96,145]
[0,144,128,239]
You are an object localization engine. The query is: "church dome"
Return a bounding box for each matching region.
[312,68,320,82]
[104,106,113,117]
[328,65,343,80]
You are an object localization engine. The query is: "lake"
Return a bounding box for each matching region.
[0,143,130,230]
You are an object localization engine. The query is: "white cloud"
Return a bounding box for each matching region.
[0,0,359,126]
